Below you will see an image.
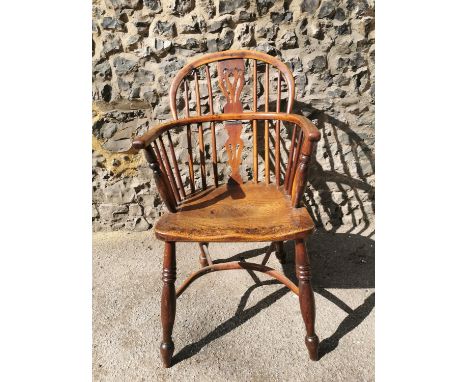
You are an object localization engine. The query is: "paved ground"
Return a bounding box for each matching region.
[93,229,374,381]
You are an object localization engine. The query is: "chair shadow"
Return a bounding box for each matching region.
[173,230,375,364]
[172,280,290,365]
[173,105,375,364]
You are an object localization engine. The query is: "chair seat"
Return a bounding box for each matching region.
[154,182,315,242]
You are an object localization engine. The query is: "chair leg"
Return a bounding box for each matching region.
[275,241,286,264]
[295,238,319,361]
[161,241,176,368]
[199,242,209,267]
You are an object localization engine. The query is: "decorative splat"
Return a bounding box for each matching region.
[217,59,245,184]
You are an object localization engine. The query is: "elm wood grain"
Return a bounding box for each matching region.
[161,241,176,368]
[154,182,315,242]
[176,260,299,298]
[295,239,319,361]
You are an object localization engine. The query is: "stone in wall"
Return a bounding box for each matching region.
[143,0,162,13]
[219,0,249,16]
[170,0,195,16]
[92,0,375,233]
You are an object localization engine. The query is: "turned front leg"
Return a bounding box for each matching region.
[295,238,319,361]
[161,241,176,368]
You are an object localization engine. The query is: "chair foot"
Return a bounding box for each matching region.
[295,239,320,361]
[305,334,319,361]
[160,341,175,368]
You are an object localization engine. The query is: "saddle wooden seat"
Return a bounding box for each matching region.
[155,182,315,242]
[132,50,322,368]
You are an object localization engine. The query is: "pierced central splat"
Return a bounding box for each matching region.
[217,59,245,184]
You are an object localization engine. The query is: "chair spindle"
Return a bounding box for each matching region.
[205,64,219,188]
[184,80,195,193]
[166,131,186,199]
[275,70,281,186]
[152,142,172,197]
[284,124,298,191]
[144,145,177,212]
[264,63,270,184]
[194,70,207,190]
[253,59,258,184]
[288,130,304,196]
[158,136,181,203]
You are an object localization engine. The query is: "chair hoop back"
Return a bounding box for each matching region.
[169,49,295,119]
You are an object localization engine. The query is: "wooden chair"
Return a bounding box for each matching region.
[132,50,321,367]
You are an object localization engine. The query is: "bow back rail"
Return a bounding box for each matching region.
[169,50,295,118]
[166,50,296,187]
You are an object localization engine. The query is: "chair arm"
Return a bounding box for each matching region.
[132,112,320,151]
[132,112,320,211]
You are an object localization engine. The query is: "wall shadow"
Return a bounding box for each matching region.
[293,100,375,236]
[254,98,374,237]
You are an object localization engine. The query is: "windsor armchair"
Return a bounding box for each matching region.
[132,50,321,367]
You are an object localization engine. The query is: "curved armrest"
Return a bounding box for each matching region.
[132,112,320,154]
[133,112,320,210]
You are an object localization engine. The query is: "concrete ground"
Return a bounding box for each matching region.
[93,229,374,381]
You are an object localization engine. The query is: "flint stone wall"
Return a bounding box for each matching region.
[92,0,375,232]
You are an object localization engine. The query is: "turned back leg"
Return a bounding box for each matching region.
[295,238,319,361]
[198,242,209,267]
[275,241,286,264]
[161,241,176,368]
